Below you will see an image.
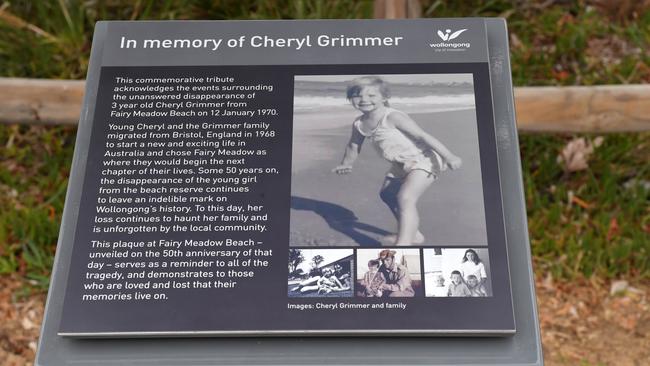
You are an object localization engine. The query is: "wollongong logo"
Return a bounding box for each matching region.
[437,29,466,41]
[430,28,470,49]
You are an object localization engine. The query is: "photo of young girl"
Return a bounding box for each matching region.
[291,73,487,247]
[332,76,462,245]
[361,259,386,297]
[429,274,448,297]
[466,275,488,297]
[447,270,471,297]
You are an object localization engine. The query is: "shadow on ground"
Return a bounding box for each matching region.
[291,196,391,246]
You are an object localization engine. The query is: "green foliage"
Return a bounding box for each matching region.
[521,133,649,279]
[0,126,75,291]
[192,0,373,20]
[0,1,648,289]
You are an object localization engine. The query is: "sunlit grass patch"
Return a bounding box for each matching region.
[522,133,650,279]
[0,125,76,291]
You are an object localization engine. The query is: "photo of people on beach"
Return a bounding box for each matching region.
[287,249,353,298]
[423,248,492,297]
[290,73,487,247]
[356,248,422,298]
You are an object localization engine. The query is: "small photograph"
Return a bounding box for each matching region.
[287,248,354,298]
[291,73,487,247]
[356,248,422,298]
[423,248,492,297]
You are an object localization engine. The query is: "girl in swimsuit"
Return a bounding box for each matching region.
[333,76,462,245]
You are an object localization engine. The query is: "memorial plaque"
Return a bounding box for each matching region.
[55,19,517,337]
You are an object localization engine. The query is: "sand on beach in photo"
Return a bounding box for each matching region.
[290,107,488,247]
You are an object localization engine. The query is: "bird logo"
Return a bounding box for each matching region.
[437,29,467,41]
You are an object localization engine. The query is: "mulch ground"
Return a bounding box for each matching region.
[537,275,650,365]
[1,274,648,365]
[0,276,43,366]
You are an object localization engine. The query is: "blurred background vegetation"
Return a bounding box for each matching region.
[0,0,648,293]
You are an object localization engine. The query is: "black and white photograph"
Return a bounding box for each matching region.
[356,248,421,298]
[423,248,492,297]
[287,249,353,298]
[290,73,487,247]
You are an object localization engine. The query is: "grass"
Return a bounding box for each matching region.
[521,133,649,278]
[0,1,649,291]
[0,125,75,290]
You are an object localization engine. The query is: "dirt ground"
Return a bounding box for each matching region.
[536,275,650,365]
[1,274,648,365]
[0,276,43,366]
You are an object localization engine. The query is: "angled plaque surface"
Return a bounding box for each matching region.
[47,19,519,338]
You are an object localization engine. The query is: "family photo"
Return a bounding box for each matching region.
[423,248,492,297]
[287,249,353,298]
[356,248,422,298]
[290,73,488,247]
